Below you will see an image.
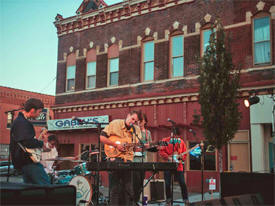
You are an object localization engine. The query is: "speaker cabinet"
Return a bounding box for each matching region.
[143,179,165,202]
[1,182,76,205]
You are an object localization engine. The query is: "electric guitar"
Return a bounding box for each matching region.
[168,144,200,163]
[18,128,48,163]
[104,135,167,159]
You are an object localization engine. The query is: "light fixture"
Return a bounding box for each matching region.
[244,96,260,108]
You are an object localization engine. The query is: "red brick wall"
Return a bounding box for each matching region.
[0,86,54,145]
[55,0,274,105]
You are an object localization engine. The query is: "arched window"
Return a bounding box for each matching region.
[86,49,97,89]
[66,53,76,91]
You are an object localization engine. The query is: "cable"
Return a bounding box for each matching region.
[40,76,56,93]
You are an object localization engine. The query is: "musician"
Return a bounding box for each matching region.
[10,98,50,185]
[41,134,58,174]
[133,113,152,203]
[159,128,189,205]
[100,110,142,206]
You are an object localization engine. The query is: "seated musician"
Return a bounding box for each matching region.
[41,134,58,174]
[133,113,152,203]
[100,111,142,206]
[159,128,189,205]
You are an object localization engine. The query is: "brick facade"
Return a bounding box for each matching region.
[53,0,275,191]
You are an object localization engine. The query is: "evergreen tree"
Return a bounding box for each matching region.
[198,20,241,170]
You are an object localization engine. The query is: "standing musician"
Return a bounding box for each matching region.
[133,113,152,203]
[159,128,189,205]
[10,98,50,185]
[100,110,142,206]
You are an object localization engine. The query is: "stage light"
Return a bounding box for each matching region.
[244,96,260,108]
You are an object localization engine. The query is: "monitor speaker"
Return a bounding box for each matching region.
[143,179,165,202]
[1,182,76,205]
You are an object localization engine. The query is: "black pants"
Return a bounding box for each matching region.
[164,170,188,201]
[133,170,145,202]
[109,159,134,206]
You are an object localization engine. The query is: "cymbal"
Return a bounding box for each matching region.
[44,157,83,162]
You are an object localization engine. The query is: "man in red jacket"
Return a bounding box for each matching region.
[159,128,189,205]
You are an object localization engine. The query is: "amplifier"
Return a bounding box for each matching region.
[142,179,165,202]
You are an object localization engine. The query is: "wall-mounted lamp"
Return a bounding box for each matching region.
[244,96,260,108]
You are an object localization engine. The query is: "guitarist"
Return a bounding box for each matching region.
[159,128,189,205]
[100,110,142,206]
[10,98,50,185]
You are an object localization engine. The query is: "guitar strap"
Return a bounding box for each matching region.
[17,142,28,153]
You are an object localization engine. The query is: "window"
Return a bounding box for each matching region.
[253,16,271,65]
[202,28,216,54]
[86,61,96,89]
[189,142,216,171]
[66,65,75,91]
[109,58,119,86]
[143,41,154,81]
[171,35,184,77]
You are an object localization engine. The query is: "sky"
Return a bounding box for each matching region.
[0,0,123,96]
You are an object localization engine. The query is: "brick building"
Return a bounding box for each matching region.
[0,86,54,160]
[53,0,275,192]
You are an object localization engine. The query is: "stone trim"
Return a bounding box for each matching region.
[58,12,254,62]
[52,86,275,113]
[55,65,274,96]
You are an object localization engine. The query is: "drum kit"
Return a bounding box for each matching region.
[45,152,104,206]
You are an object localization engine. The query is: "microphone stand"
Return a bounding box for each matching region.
[200,141,204,203]
[131,127,145,206]
[5,108,22,183]
[75,119,107,206]
[169,123,177,206]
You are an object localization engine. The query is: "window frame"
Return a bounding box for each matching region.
[108,57,119,87]
[86,61,97,89]
[252,12,272,66]
[187,141,217,171]
[141,39,155,82]
[200,24,215,57]
[170,34,184,78]
[66,65,76,92]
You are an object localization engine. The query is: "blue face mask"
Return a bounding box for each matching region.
[169,138,181,144]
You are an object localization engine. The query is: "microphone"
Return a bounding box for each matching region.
[130,123,136,133]
[189,128,196,136]
[167,118,176,125]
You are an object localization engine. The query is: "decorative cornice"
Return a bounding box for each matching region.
[54,0,195,36]
[52,85,275,113]
[52,92,200,113]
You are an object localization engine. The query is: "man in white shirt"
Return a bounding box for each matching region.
[41,135,58,174]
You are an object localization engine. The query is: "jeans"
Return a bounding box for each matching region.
[109,159,134,206]
[164,170,188,201]
[22,163,50,185]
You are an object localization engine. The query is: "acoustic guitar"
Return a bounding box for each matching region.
[104,135,168,159]
[18,128,48,163]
